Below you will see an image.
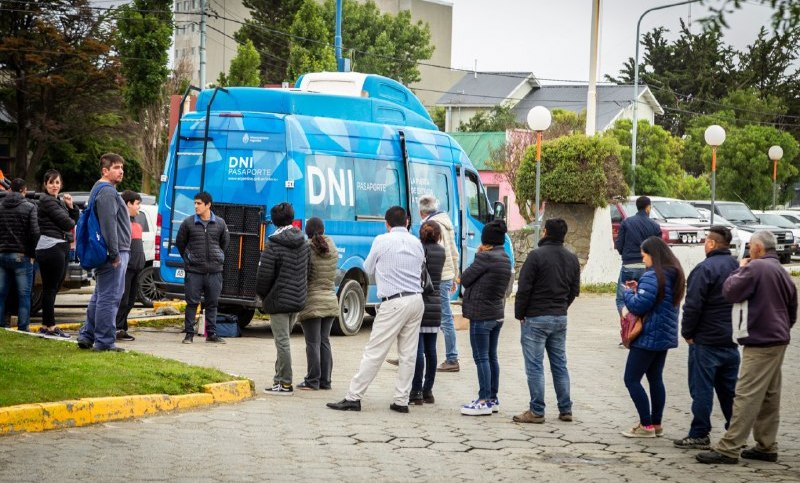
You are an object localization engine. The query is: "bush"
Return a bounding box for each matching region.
[515,134,628,220]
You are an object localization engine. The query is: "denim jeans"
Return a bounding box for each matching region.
[469,319,502,401]
[78,252,129,350]
[688,343,740,438]
[439,279,458,362]
[0,253,34,331]
[624,347,668,426]
[616,266,646,314]
[183,271,223,336]
[521,315,572,415]
[412,332,438,392]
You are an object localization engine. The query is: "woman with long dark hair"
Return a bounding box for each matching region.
[409,221,445,405]
[621,236,685,438]
[36,169,79,337]
[297,217,339,390]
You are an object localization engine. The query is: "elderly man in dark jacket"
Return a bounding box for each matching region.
[176,191,230,345]
[513,218,580,424]
[0,178,40,332]
[674,226,739,450]
[256,202,310,396]
[697,230,797,465]
[615,196,661,315]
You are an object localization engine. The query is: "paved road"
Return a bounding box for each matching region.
[1,294,798,482]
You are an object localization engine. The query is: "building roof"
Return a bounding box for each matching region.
[511,84,664,131]
[448,132,506,170]
[436,72,539,107]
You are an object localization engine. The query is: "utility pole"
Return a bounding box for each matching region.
[585,0,600,136]
[199,0,207,87]
[335,0,344,72]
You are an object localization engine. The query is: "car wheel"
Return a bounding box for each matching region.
[332,279,365,336]
[137,265,165,308]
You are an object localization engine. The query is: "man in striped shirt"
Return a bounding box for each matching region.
[327,206,425,413]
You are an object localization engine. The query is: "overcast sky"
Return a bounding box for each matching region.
[450,0,777,83]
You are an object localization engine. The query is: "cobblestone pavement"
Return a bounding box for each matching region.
[1,294,798,482]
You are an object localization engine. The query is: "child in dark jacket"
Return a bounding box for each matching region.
[115,191,146,342]
[459,220,511,416]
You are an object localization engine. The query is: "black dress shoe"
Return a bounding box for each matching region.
[696,451,738,465]
[389,403,409,413]
[327,399,361,411]
[91,346,125,352]
[741,448,778,462]
[77,338,92,349]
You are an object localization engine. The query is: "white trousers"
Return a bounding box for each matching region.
[346,294,424,405]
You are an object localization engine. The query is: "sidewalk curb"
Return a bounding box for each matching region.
[0,380,254,436]
[24,315,186,333]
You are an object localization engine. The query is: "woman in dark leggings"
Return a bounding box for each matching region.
[410,221,445,405]
[297,218,339,390]
[622,236,685,438]
[35,169,79,338]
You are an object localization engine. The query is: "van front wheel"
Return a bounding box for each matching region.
[334,279,365,336]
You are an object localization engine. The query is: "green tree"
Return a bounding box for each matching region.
[604,119,684,197]
[515,134,628,219]
[459,105,522,132]
[0,0,122,182]
[544,109,585,140]
[675,173,711,200]
[116,0,173,193]
[429,106,445,131]
[234,0,304,83]
[287,1,336,81]
[228,39,263,86]
[703,1,800,33]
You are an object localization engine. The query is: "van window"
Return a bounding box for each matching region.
[410,164,450,221]
[355,160,401,218]
[465,171,489,223]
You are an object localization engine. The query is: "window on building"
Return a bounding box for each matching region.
[486,185,500,205]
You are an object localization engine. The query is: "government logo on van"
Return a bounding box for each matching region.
[242,133,250,144]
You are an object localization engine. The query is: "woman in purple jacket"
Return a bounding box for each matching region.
[621,236,685,438]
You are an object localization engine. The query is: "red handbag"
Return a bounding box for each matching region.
[620,311,644,348]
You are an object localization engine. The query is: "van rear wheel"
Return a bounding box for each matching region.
[333,279,365,336]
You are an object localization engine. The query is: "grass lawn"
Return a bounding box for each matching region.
[0,330,239,407]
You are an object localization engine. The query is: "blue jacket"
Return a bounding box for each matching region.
[615,211,661,264]
[624,268,680,351]
[681,249,739,347]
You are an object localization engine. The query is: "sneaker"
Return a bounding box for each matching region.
[423,390,435,404]
[461,400,492,416]
[654,425,664,437]
[297,381,318,391]
[512,410,545,423]
[264,383,293,396]
[740,448,778,462]
[205,334,226,344]
[673,435,711,449]
[437,360,460,372]
[182,334,193,344]
[488,398,499,413]
[48,327,71,339]
[558,412,573,422]
[385,358,399,366]
[621,424,656,438]
[116,330,135,341]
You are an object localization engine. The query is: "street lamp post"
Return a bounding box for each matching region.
[769,145,784,209]
[632,0,702,195]
[527,106,552,243]
[704,125,726,226]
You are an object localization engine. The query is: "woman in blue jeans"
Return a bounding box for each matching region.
[622,236,685,438]
[459,220,512,416]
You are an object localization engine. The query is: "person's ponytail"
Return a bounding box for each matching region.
[305,217,329,255]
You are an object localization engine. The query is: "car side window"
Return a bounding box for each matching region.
[134,212,149,231]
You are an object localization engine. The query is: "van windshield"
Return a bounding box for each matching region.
[717,204,758,224]
[653,201,701,219]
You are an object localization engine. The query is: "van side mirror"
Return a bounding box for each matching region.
[492,201,506,221]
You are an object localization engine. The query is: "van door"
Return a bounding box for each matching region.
[459,168,492,272]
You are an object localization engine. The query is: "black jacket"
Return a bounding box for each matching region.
[256,227,310,314]
[175,214,230,274]
[615,211,661,264]
[421,242,445,328]
[0,192,40,258]
[37,193,79,241]
[681,248,739,347]
[461,246,511,321]
[514,238,581,320]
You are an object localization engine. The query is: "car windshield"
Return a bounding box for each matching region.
[757,213,795,229]
[622,202,656,219]
[717,204,759,224]
[653,201,702,219]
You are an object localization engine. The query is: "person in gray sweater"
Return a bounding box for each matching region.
[77,153,131,352]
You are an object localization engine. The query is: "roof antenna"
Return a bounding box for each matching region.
[474,59,477,78]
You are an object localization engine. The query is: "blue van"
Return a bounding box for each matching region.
[157,72,513,335]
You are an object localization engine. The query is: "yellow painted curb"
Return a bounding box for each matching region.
[0,380,253,436]
[25,316,185,333]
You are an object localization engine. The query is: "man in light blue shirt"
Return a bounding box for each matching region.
[328,206,425,413]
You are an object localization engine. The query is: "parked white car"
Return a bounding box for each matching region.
[753,211,800,255]
[764,209,800,227]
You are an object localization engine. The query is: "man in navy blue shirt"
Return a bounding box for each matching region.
[615,196,661,315]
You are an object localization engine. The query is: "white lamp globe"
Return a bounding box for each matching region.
[527,106,552,132]
[704,125,726,146]
[769,145,784,161]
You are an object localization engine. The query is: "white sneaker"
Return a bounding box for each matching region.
[264,383,294,396]
[460,400,492,416]
[489,398,500,413]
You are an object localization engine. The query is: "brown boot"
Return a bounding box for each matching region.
[437,360,460,372]
[512,410,545,424]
